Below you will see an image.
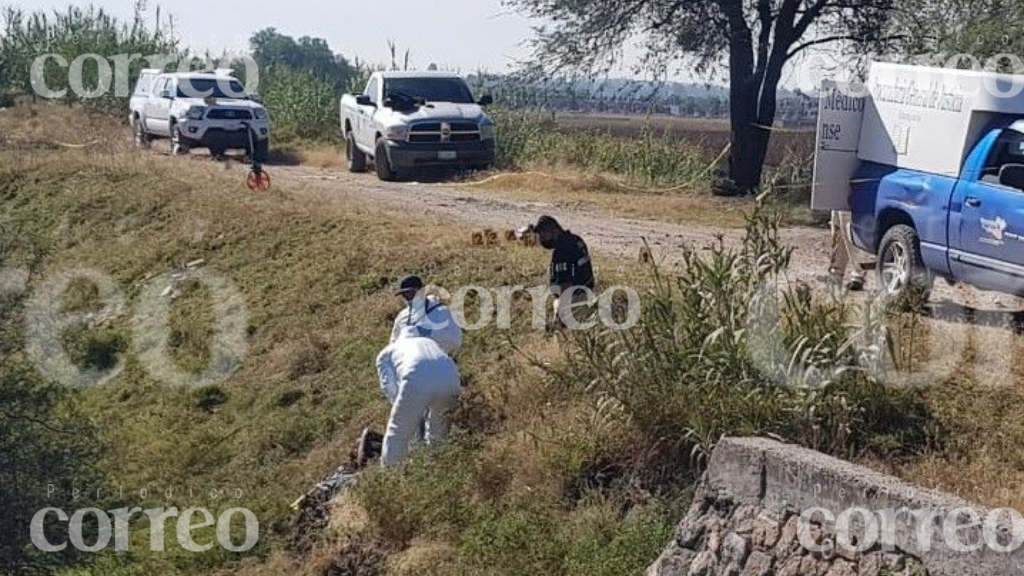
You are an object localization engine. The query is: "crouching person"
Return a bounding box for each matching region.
[377,326,461,467]
[377,275,462,403]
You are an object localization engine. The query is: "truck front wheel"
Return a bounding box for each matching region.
[347,133,367,172]
[877,224,931,301]
[133,116,151,149]
[374,138,398,181]
[170,123,189,156]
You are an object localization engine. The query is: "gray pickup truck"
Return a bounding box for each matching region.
[340,71,496,180]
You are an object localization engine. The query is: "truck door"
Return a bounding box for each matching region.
[356,76,380,151]
[951,123,1024,295]
[146,78,172,136]
[131,71,157,121]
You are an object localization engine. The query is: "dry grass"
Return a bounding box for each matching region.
[385,539,458,576]
[11,105,1024,576]
[271,142,347,169]
[555,112,815,167]
[0,104,667,576]
[461,168,753,228]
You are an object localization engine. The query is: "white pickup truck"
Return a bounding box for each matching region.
[340,71,496,180]
[129,69,271,160]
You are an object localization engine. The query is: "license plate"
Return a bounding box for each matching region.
[438,151,457,160]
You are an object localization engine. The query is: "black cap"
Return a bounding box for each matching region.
[395,275,424,295]
[535,215,562,232]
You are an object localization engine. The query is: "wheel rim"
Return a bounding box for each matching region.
[881,242,910,294]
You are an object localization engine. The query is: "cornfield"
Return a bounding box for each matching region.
[492,109,716,188]
[260,66,340,143]
[0,5,179,113]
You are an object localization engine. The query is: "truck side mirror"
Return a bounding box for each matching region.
[356,94,374,107]
[160,88,173,99]
[999,164,1024,190]
[478,94,494,106]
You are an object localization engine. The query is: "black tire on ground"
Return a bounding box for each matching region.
[877,224,932,300]
[133,117,151,148]
[374,138,398,181]
[170,123,189,156]
[347,133,367,172]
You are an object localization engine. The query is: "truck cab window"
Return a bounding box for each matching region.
[364,78,379,105]
[383,78,474,105]
[981,128,1024,188]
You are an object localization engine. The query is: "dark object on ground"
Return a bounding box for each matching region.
[357,427,384,468]
[288,428,384,552]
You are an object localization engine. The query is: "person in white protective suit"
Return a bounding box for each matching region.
[377,275,462,403]
[377,326,462,467]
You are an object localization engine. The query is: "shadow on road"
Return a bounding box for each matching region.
[926,299,1024,335]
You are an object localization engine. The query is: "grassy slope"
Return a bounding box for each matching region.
[0,107,676,576]
[9,107,1024,576]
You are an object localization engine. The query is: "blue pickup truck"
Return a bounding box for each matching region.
[850,118,1024,298]
[812,63,1024,299]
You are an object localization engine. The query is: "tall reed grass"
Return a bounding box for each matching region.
[493,109,715,188]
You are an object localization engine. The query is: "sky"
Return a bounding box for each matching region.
[15,0,821,88]
[18,0,541,74]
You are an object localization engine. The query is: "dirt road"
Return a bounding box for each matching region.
[270,165,1024,312]
[273,165,832,276]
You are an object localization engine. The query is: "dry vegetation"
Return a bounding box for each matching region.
[6,106,1024,576]
[0,105,671,576]
[473,110,820,228]
[553,113,815,168]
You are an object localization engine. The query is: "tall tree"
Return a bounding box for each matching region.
[895,0,1024,65]
[250,27,351,90]
[507,0,900,192]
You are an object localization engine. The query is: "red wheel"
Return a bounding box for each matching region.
[246,169,271,192]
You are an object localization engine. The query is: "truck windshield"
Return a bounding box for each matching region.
[176,78,247,99]
[384,78,474,104]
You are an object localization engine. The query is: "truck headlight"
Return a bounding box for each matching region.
[254,108,268,120]
[186,106,206,120]
[384,125,409,141]
[480,120,496,140]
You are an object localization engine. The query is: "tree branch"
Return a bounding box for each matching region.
[793,0,833,38]
[787,34,859,57]
[646,0,686,31]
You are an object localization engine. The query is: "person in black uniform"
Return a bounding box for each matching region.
[535,215,595,327]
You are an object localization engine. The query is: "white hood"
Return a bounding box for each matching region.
[175,97,265,110]
[403,102,484,121]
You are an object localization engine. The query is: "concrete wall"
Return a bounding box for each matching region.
[647,437,1024,576]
